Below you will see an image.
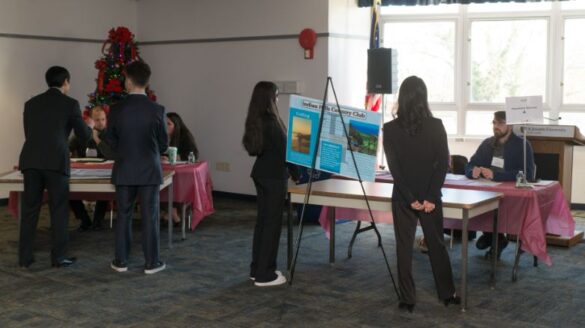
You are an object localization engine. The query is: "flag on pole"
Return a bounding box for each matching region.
[365,0,382,112]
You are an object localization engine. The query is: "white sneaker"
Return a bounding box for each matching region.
[250,270,282,281]
[254,272,287,287]
[144,261,166,274]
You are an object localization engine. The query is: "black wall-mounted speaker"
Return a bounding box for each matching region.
[367,48,397,94]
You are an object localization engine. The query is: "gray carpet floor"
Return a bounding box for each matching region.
[1,197,584,327]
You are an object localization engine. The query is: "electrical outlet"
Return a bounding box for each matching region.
[216,162,231,172]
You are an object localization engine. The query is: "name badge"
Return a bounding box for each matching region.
[491,157,504,169]
[86,148,98,158]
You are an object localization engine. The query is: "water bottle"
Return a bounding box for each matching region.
[516,170,524,187]
[188,151,196,163]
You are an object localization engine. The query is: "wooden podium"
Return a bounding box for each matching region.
[514,124,584,203]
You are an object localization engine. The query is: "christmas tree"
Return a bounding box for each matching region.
[84,26,156,118]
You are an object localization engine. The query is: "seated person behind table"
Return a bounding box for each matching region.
[69,105,114,231]
[465,110,535,259]
[164,112,199,161]
[162,112,199,224]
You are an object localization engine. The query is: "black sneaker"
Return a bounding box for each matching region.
[476,233,492,250]
[144,261,166,275]
[111,260,128,272]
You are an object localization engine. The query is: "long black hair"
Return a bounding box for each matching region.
[167,112,199,159]
[242,81,285,156]
[394,76,433,136]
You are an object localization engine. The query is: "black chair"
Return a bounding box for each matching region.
[446,155,477,244]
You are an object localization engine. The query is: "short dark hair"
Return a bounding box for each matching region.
[45,66,70,88]
[125,61,151,87]
[494,111,506,122]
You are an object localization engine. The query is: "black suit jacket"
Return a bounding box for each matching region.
[250,120,291,180]
[106,94,168,185]
[383,117,449,204]
[19,88,91,176]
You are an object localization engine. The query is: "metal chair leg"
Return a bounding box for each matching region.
[109,201,114,229]
[181,203,187,240]
[512,239,522,282]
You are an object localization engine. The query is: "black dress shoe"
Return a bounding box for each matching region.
[444,295,461,307]
[398,302,415,313]
[77,224,92,232]
[52,257,77,268]
[19,259,35,268]
[92,222,104,231]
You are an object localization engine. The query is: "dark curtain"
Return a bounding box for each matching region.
[358,0,563,7]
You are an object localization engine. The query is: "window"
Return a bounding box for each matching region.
[470,19,548,104]
[381,3,585,137]
[383,21,456,103]
[562,18,585,104]
[468,2,551,13]
[562,0,585,10]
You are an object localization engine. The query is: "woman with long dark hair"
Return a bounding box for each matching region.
[166,112,199,161]
[383,76,459,312]
[242,81,293,287]
[161,112,199,224]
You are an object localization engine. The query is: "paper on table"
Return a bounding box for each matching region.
[70,169,111,179]
[445,173,468,181]
[71,158,106,163]
[529,180,556,186]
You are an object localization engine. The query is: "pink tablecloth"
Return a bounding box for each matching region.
[318,174,574,266]
[8,161,215,230]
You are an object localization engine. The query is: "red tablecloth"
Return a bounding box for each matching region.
[318,174,574,266]
[8,161,214,230]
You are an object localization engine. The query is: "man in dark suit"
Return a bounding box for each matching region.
[18,66,92,268]
[106,61,168,274]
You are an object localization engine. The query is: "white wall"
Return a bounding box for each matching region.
[0,0,138,198]
[137,0,330,195]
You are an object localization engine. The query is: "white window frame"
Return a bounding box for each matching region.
[380,2,585,138]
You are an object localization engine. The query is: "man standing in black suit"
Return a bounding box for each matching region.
[106,61,168,274]
[18,66,92,268]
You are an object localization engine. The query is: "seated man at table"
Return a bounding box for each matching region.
[69,105,114,231]
[465,110,535,259]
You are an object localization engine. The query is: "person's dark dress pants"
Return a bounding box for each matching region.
[392,202,456,305]
[250,178,287,282]
[19,169,70,264]
[114,185,160,266]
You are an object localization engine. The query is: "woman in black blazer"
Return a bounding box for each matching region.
[242,81,294,287]
[383,76,459,312]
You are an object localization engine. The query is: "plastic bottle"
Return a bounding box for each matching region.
[188,151,196,163]
[516,170,524,187]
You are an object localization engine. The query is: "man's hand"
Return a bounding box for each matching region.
[92,129,101,144]
[480,167,494,180]
[472,166,482,179]
[161,155,169,163]
[410,201,424,211]
[422,200,435,213]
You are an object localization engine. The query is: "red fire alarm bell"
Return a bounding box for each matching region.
[299,28,317,59]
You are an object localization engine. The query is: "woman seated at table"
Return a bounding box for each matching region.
[163,112,199,161]
[161,112,199,224]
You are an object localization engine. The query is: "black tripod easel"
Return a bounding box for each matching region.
[288,76,399,298]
